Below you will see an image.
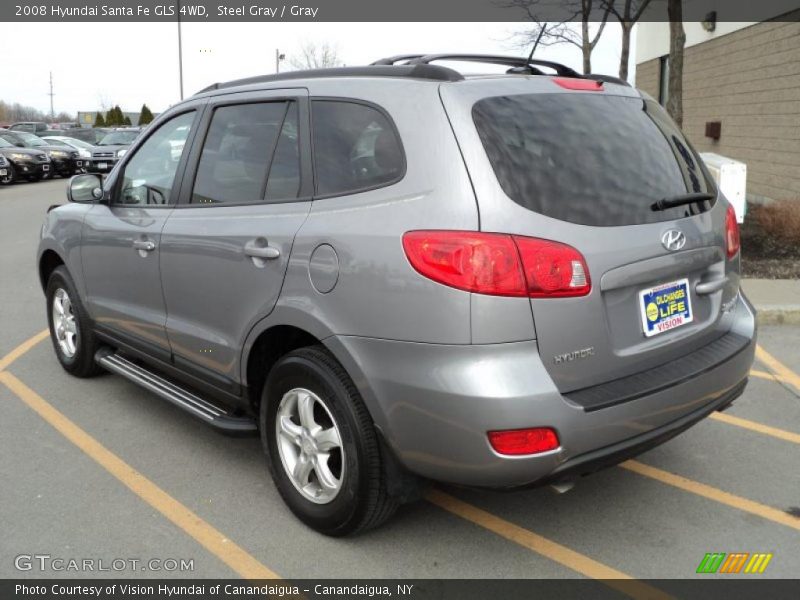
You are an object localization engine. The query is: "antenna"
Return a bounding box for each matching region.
[48,71,55,119]
[527,26,547,64]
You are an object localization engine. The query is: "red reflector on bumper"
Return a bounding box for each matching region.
[488,427,560,456]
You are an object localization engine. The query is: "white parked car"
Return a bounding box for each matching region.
[41,136,95,160]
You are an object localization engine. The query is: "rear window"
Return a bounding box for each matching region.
[472,94,714,226]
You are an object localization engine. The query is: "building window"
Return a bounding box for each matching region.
[658,55,670,106]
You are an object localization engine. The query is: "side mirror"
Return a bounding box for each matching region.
[68,174,104,203]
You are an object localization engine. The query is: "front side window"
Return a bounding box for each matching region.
[311,100,404,196]
[191,101,300,205]
[118,112,194,206]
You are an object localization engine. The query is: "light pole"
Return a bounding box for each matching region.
[275,49,285,73]
[177,0,184,100]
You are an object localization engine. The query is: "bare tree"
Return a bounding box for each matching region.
[96,93,113,113]
[289,42,344,70]
[666,0,685,126]
[601,0,652,81]
[505,0,613,74]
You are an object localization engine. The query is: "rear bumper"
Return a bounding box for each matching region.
[327,292,756,488]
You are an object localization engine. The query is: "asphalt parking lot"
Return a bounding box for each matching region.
[1,179,799,585]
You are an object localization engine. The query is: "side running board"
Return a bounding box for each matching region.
[95,349,257,435]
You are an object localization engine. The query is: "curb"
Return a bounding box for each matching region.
[755,307,800,326]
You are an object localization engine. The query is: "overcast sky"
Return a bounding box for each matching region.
[0,22,635,116]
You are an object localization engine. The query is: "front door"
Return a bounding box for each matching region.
[159,89,312,386]
[81,109,201,358]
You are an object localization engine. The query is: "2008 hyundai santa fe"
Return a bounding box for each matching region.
[37,54,756,535]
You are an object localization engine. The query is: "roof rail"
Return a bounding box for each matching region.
[370,54,426,65]
[372,54,632,86]
[585,73,631,86]
[195,64,463,95]
[373,53,582,78]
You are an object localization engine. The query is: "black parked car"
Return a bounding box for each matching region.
[0,131,84,177]
[0,153,12,185]
[0,137,51,182]
[8,121,49,134]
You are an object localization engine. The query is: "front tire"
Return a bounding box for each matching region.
[46,266,103,377]
[261,346,397,536]
[0,164,15,185]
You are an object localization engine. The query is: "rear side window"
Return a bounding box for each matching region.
[311,100,404,197]
[192,101,300,204]
[472,94,714,226]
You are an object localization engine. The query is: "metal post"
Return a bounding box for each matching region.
[276,48,280,73]
[48,71,55,119]
[177,0,184,100]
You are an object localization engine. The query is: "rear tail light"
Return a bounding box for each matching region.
[402,231,591,298]
[488,427,560,456]
[725,205,740,259]
[513,236,591,298]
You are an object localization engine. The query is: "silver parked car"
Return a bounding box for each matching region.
[37,55,756,536]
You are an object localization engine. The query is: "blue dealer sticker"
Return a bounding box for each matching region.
[639,278,693,337]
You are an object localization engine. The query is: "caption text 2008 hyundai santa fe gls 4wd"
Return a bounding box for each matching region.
[37,54,756,536]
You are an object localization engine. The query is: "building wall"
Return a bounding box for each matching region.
[636,20,800,202]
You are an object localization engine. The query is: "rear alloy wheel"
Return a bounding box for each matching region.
[262,346,397,536]
[276,387,345,504]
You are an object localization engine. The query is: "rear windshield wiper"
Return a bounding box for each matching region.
[651,192,715,212]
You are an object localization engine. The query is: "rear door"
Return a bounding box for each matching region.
[441,79,740,392]
[159,88,312,389]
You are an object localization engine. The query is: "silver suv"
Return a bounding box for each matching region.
[38,54,756,536]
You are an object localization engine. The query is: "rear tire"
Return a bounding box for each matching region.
[46,266,103,377]
[261,346,397,536]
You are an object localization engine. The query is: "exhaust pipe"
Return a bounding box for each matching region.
[550,481,575,494]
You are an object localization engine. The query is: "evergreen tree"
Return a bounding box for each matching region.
[123,115,132,126]
[93,112,106,127]
[138,104,154,126]
[104,108,116,126]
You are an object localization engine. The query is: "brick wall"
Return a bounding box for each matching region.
[636,21,800,202]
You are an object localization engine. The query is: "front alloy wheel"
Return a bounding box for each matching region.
[46,265,102,377]
[276,388,344,504]
[51,288,78,357]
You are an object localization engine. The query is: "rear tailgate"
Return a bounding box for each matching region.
[440,77,741,393]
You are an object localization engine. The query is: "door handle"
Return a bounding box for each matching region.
[132,240,156,252]
[695,276,728,295]
[244,240,280,260]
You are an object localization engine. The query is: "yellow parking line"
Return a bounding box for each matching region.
[621,460,800,532]
[709,412,800,445]
[749,369,775,381]
[0,370,279,580]
[0,329,48,372]
[756,345,800,394]
[426,490,673,600]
